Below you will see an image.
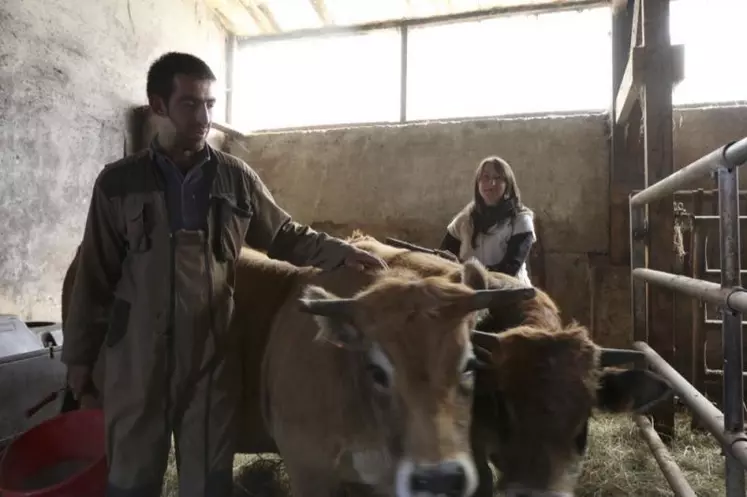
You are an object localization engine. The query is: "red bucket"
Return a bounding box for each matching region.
[0,409,107,497]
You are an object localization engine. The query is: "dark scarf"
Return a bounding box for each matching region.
[470,197,517,249]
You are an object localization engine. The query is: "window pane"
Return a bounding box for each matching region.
[232,29,402,131]
[671,0,747,105]
[406,7,612,120]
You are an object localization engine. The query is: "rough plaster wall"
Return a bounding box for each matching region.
[0,0,227,320]
[673,104,747,188]
[229,114,611,253]
[227,105,747,346]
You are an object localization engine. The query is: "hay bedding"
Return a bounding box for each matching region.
[159,413,726,497]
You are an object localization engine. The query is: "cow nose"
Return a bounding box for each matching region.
[409,461,467,497]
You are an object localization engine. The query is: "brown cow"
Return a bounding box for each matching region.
[345,231,562,334]
[344,232,673,497]
[62,244,537,497]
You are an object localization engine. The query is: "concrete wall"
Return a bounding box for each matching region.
[226,103,747,347]
[0,0,227,320]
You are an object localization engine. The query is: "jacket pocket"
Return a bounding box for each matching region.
[211,194,252,262]
[106,298,131,348]
[123,201,153,253]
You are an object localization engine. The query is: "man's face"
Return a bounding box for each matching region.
[152,74,216,150]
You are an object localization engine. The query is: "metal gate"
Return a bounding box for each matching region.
[629,137,747,496]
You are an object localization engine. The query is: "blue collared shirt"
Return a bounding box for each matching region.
[150,137,215,232]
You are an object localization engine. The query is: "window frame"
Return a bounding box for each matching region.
[226,0,746,133]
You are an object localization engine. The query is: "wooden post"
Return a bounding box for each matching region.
[641,0,676,443]
[610,0,644,266]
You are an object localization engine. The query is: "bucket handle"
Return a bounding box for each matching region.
[25,389,65,418]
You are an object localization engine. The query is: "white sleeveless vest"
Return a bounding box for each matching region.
[446,208,536,286]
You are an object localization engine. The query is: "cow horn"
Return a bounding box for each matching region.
[599,348,645,367]
[298,297,356,318]
[465,287,537,312]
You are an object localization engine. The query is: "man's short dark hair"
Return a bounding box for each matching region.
[146,52,216,102]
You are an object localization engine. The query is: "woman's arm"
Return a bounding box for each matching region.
[488,231,534,276]
[439,232,461,258]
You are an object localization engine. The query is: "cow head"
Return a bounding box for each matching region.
[299,259,536,497]
[470,326,672,497]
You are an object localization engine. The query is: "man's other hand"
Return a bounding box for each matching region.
[67,365,97,402]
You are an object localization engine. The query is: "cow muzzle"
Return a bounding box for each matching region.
[396,456,477,497]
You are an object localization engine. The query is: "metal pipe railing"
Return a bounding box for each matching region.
[632,268,747,314]
[630,137,747,207]
[633,414,698,497]
[717,160,745,494]
[694,215,747,222]
[633,341,747,469]
[628,137,747,497]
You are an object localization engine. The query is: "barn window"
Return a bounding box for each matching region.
[228,0,747,132]
[670,0,747,106]
[405,6,612,120]
[231,28,402,131]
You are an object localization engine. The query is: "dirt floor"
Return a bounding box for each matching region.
[159,412,727,497]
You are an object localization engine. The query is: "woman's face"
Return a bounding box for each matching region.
[477,163,507,206]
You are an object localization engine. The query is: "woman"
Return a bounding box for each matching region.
[439,156,536,286]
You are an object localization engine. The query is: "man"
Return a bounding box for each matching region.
[63,51,386,497]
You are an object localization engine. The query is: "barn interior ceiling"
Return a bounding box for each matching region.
[204,0,609,38]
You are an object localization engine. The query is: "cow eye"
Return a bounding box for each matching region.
[366,364,390,388]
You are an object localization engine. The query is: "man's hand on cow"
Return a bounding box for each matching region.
[343,246,389,271]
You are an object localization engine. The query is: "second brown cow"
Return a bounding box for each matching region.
[345,232,673,497]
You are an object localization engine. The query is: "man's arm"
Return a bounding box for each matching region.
[243,168,354,270]
[62,174,125,368]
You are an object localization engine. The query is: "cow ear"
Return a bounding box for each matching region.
[298,285,364,350]
[459,258,490,290]
[596,369,673,413]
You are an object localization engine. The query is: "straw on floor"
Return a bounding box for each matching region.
[161,412,727,497]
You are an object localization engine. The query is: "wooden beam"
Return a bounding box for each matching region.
[615,43,684,125]
[641,0,676,444]
[629,0,642,53]
[609,0,685,267]
[610,0,644,266]
[203,0,263,36]
[212,120,247,139]
[670,43,685,86]
[615,46,645,125]
[309,0,332,24]
[240,0,281,33]
[614,0,641,126]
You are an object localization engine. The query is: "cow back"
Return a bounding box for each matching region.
[347,233,562,332]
